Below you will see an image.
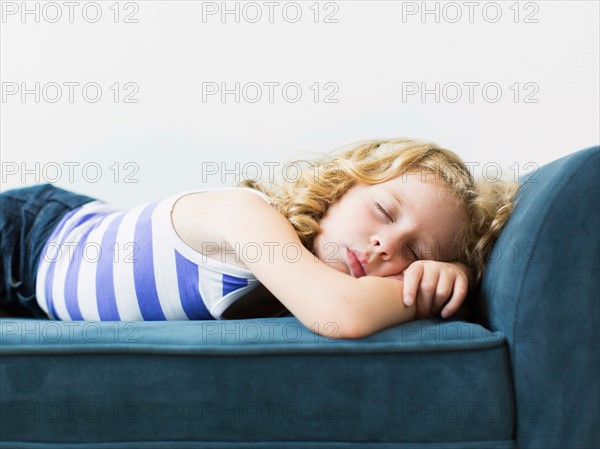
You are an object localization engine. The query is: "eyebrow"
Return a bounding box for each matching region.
[387,188,406,212]
[382,186,440,261]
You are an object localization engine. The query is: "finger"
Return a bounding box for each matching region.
[402,262,424,306]
[415,263,440,319]
[440,275,468,319]
[430,269,455,317]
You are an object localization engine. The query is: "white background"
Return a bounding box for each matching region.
[1,0,598,208]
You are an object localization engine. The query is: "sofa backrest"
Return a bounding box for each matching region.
[474,146,599,449]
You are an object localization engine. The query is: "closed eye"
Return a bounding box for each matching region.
[376,201,420,260]
[374,202,394,223]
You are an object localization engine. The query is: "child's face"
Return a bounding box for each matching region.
[314,171,468,278]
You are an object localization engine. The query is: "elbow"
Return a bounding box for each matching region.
[337,313,397,340]
[308,316,365,340]
[319,287,371,340]
[334,302,369,340]
[339,323,369,340]
[316,323,365,340]
[340,312,387,339]
[308,309,367,340]
[334,301,417,340]
[335,311,370,340]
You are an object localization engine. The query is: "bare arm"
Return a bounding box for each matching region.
[346,276,417,338]
[209,190,417,339]
[214,191,361,338]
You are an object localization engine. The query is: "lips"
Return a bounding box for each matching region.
[346,247,367,278]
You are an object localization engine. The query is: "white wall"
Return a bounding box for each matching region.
[1,0,598,208]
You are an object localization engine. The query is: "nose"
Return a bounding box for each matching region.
[370,232,411,267]
[372,235,398,259]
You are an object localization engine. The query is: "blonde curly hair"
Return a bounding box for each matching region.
[236,138,520,284]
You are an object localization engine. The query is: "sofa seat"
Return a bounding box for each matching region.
[1,317,515,448]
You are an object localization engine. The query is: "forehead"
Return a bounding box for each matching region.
[377,171,453,202]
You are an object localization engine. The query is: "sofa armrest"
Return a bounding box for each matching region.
[474,146,599,449]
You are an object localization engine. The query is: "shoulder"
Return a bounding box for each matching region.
[173,188,270,216]
[170,188,275,260]
[232,188,271,205]
[196,187,271,206]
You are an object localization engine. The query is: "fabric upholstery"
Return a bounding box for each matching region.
[0,318,514,448]
[475,145,600,449]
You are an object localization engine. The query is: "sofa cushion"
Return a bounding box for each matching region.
[475,146,600,449]
[1,317,515,448]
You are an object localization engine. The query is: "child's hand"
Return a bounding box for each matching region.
[398,261,472,320]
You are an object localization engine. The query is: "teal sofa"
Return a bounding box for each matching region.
[1,146,598,449]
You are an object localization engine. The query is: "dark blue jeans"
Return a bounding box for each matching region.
[0,184,97,318]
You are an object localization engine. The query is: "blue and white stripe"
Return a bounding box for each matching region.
[35,188,270,321]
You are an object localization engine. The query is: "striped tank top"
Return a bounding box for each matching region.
[35,187,271,321]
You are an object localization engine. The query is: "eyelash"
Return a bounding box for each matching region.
[375,202,419,260]
[374,202,393,222]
